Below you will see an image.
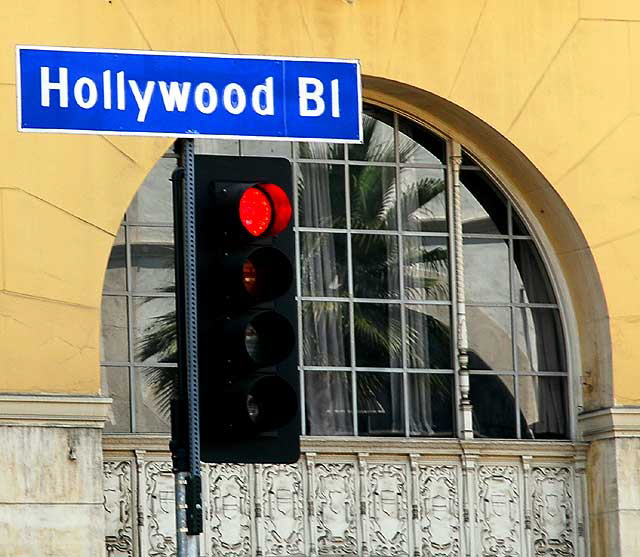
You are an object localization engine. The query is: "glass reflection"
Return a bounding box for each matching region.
[406,305,451,369]
[515,308,565,372]
[298,163,346,229]
[398,117,446,164]
[409,374,454,436]
[463,238,510,303]
[305,371,353,436]
[129,227,175,293]
[460,168,508,234]
[519,376,568,439]
[349,165,397,230]
[300,232,348,297]
[403,237,449,300]
[401,168,447,232]
[132,296,176,364]
[101,366,131,433]
[302,302,350,367]
[354,303,401,367]
[357,372,404,436]
[470,374,517,438]
[101,295,129,362]
[466,306,513,371]
[513,240,556,304]
[352,234,399,299]
[296,141,344,160]
[134,366,173,433]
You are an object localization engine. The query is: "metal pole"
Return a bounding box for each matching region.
[174,138,201,557]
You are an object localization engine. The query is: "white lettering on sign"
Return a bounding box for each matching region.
[37,66,344,123]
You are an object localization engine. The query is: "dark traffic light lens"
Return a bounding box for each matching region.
[241,375,297,431]
[239,247,293,302]
[239,186,273,236]
[243,312,295,366]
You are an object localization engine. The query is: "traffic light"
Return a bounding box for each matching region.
[193,155,299,464]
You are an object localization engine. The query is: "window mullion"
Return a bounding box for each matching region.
[450,141,473,439]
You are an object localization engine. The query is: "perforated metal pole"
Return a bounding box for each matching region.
[174,138,201,557]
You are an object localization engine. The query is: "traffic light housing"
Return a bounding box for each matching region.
[193,155,299,464]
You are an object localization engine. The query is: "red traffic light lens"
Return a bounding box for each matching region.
[260,183,292,236]
[239,187,273,236]
[242,260,258,297]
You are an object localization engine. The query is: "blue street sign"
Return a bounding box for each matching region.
[16,46,362,142]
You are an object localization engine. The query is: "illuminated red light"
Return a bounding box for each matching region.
[260,183,292,235]
[239,187,272,236]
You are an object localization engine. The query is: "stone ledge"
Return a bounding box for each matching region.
[579,406,640,441]
[0,394,111,428]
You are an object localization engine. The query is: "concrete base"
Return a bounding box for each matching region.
[0,395,110,557]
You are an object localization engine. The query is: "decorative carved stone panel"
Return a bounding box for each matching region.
[314,462,358,555]
[145,461,176,557]
[262,464,305,556]
[477,465,521,557]
[531,466,574,557]
[418,464,460,557]
[367,463,409,555]
[208,463,252,556]
[104,460,134,557]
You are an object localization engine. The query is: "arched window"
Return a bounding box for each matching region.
[101,105,569,440]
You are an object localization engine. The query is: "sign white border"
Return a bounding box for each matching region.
[16,45,363,144]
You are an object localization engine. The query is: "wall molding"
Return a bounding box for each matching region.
[0,394,111,428]
[579,406,640,441]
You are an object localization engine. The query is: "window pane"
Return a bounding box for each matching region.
[128,157,174,223]
[512,208,528,236]
[129,227,175,293]
[295,142,344,160]
[357,372,404,436]
[132,297,176,364]
[101,366,131,433]
[464,238,510,303]
[513,240,556,304]
[470,374,517,438]
[401,168,447,232]
[101,295,128,362]
[302,302,350,366]
[519,376,568,439]
[406,305,452,369]
[467,306,513,370]
[103,226,126,292]
[352,234,399,299]
[134,366,173,433]
[298,163,346,228]
[354,303,401,367]
[460,169,508,234]
[398,117,446,164]
[409,373,454,436]
[515,308,565,372]
[300,232,348,297]
[349,109,394,162]
[305,371,353,435]
[195,138,239,155]
[404,237,449,300]
[349,165,397,230]
[240,140,291,157]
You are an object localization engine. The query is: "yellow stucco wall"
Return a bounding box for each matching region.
[0,0,638,404]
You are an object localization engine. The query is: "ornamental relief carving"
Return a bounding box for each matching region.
[419,465,460,557]
[262,464,305,556]
[104,460,134,557]
[531,467,574,557]
[145,461,177,557]
[478,465,521,557]
[315,462,358,555]
[368,463,409,555]
[208,463,252,556]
